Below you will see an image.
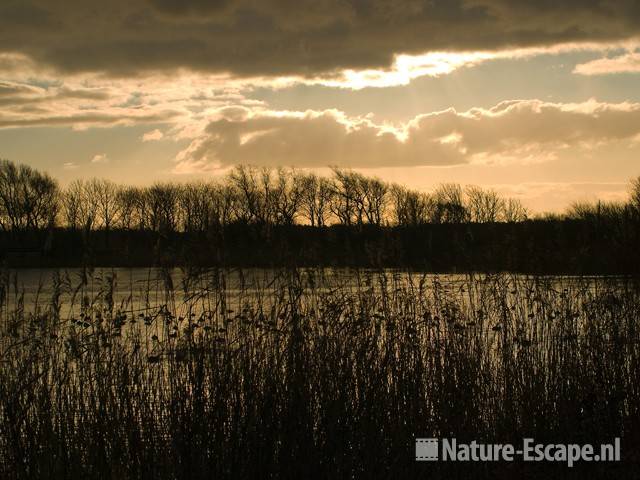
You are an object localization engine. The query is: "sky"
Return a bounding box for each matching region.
[1,0,640,212]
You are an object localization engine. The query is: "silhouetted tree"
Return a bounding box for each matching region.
[116,186,141,230]
[300,174,333,227]
[390,185,431,226]
[0,159,58,232]
[330,169,388,226]
[502,198,528,223]
[329,168,357,226]
[361,176,388,226]
[229,165,265,224]
[146,183,179,233]
[213,183,238,227]
[62,180,96,231]
[273,168,304,225]
[177,182,213,232]
[432,183,468,223]
[465,185,504,223]
[87,178,121,233]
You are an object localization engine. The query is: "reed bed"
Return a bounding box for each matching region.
[0,268,639,479]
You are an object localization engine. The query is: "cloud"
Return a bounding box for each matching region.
[62,161,78,170]
[142,128,164,141]
[300,42,636,89]
[0,74,253,130]
[0,110,181,129]
[574,51,640,75]
[91,153,109,163]
[0,81,43,97]
[148,0,233,16]
[173,99,640,172]
[1,0,640,79]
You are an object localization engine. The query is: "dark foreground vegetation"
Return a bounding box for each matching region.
[2,158,640,478]
[1,269,640,479]
[3,220,640,274]
[1,159,640,273]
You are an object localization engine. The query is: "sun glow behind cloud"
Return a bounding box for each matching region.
[315,51,497,89]
[1,39,638,134]
[292,41,640,90]
[169,99,640,179]
[2,32,640,211]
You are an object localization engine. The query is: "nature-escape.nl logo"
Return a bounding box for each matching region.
[415,437,621,467]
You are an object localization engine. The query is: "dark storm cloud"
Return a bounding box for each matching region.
[0,0,639,77]
[0,2,54,30]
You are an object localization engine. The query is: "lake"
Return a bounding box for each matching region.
[1,266,635,321]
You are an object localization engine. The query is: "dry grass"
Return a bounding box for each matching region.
[1,268,639,478]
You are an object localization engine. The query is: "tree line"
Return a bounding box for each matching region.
[0,160,539,233]
[1,157,639,234]
[2,159,640,272]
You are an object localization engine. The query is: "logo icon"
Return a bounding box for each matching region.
[416,438,438,461]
